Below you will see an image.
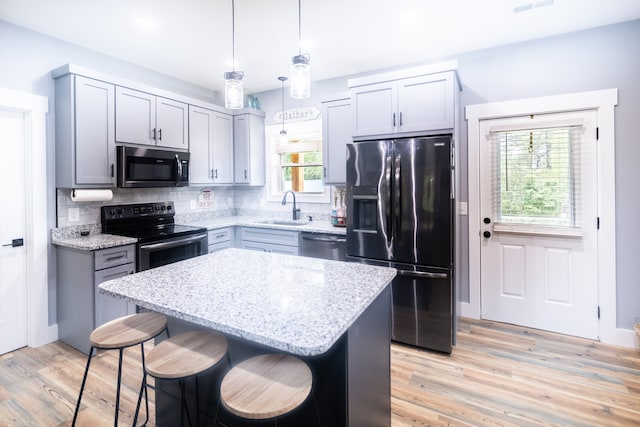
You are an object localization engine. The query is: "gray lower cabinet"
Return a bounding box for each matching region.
[236,227,299,255]
[57,244,136,354]
[208,228,235,253]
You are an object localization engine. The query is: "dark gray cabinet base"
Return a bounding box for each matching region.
[153,286,391,427]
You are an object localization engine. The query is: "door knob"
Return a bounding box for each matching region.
[483,231,491,238]
[483,217,491,224]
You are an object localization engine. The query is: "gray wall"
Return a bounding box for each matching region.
[2,18,638,330]
[254,20,640,329]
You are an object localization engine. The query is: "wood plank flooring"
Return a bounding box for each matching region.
[1,318,638,426]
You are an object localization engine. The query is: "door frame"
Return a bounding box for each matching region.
[0,87,55,348]
[465,89,634,348]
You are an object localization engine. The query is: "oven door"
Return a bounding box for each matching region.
[138,232,207,271]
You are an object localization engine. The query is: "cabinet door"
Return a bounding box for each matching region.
[212,112,234,184]
[156,97,188,150]
[233,114,250,183]
[398,72,455,133]
[322,97,352,184]
[351,82,397,137]
[94,263,135,328]
[74,76,116,185]
[115,87,156,145]
[189,106,214,184]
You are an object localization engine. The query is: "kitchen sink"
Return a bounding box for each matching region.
[257,219,310,226]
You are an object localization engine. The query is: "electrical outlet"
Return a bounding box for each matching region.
[68,207,79,222]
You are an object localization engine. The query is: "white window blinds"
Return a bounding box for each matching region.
[489,123,584,229]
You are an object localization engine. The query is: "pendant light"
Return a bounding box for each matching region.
[278,76,288,135]
[290,0,310,99]
[224,0,244,109]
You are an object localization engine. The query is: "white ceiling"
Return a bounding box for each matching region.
[1,0,639,94]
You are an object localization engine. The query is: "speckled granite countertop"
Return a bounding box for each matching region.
[189,216,346,235]
[52,216,345,251]
[51,228,137,251]
[100,248,396,356]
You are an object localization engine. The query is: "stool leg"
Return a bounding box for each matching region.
[140,342,150,427]
[72,346,95,426]
[195,376,200,427]
[114,348,124,427]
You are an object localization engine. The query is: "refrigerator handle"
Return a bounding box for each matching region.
[383,144,393,243]
[394,150,402,239]
[398,270,449,279]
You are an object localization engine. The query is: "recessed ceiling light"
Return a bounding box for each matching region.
[133,17,157,29]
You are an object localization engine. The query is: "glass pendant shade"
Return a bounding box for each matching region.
[290,54,310,99]
[224,71,244,109]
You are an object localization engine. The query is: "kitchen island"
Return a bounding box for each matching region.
[100,248,396,426]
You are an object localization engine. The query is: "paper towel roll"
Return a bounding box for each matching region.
[70,189,113,202]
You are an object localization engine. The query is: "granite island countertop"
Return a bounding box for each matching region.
[100,248,396,356]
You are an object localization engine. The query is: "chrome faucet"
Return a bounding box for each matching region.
[281,190,301,220]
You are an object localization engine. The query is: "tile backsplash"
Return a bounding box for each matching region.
[56,186,334,228]
[56,186,235,228]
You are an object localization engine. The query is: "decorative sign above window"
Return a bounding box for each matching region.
[273,106,321,123]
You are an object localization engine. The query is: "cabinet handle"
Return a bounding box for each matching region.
[214,169,218,179]
[158,128,162,141]
[393,113,396,127]
[110,164,114,178]
[323,167,327,178]
[399,111,403,126]
[152,128,157,141]
[105,255,125,262]
[244,169,248,179]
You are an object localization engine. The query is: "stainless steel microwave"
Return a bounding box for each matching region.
[116,146,190,188]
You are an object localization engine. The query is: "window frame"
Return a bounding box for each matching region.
[264,119,330,204]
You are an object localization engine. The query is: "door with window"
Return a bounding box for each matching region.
[479,110,599,339]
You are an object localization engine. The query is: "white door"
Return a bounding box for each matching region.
[479,110,599,339]
[0,108,28,355]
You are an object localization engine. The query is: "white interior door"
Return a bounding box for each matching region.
[479,110,599,339]
[0,108,28,355]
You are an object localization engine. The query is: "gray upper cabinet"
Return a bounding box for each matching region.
[233,110,265,185]
[322,94,352,185]
[115,86,188,150]
[189,106,234,185]
[349,68,458,139]
[55,74,116,188]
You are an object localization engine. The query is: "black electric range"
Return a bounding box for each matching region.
[101,201,208,271]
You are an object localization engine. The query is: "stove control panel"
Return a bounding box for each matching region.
[101,201,175,221]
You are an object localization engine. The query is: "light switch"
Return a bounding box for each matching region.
[459,202,468,216]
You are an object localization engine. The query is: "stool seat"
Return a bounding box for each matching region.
[220,354,312,420]
[89,312,168,349]
[146,330,228,379]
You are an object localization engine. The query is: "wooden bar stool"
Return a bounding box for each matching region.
[133,330,229,427]
[72,312,168,427]
[219,353,319,426]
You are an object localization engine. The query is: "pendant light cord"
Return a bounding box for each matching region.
[232,0,236,71]
[297,0,302,55]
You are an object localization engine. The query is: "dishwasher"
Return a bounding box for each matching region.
[299,232,347,261]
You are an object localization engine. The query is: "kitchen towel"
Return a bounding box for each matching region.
[70,189,113,202]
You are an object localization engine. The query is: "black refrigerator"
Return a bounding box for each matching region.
[346,136,454,353]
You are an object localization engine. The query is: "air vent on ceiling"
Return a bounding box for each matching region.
[513,0,554,14]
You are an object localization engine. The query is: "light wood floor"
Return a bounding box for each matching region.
[1,318,638,426]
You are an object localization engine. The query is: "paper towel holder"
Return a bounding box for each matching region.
[70,188,113,203]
